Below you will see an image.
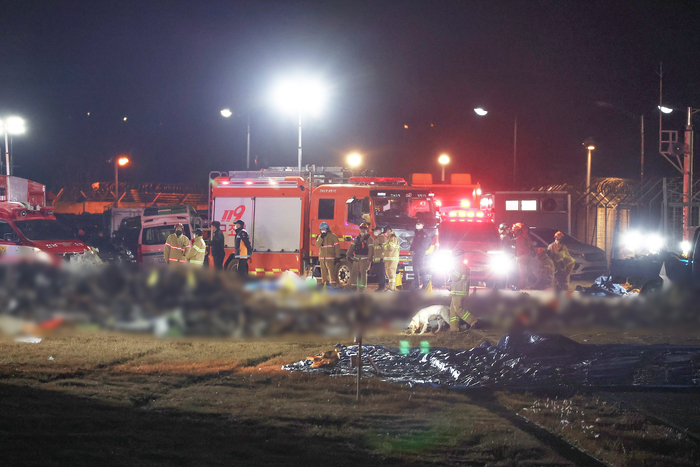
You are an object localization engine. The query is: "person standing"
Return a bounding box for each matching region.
[371,226,387,291]
[163,223,190,266]
[186,228,207,267]
[409,220,431,290]
[533,248,555,290]
[233,219,253,279]
[383,226,400,291]
[513,223,535,289]
[207,221,225,270]
[315,222,340,287]
[448,250,478,331]
[346,223,373,291]
[548,231,575,290]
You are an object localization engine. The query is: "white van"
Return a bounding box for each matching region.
[138,205,202,265]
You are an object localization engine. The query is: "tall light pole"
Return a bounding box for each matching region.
[113,156,129,208]
[272,77,327,172]
[586,144,595,193]
[0,117,26,176]
[221,109,251,169]
[474,108,518,184]
[438,154,450,182]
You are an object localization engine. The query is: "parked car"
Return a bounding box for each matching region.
[528,227,607,279]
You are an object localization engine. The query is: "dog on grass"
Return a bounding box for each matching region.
[406,305,451,334]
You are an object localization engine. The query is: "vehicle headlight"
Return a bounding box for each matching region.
[428,251,455,272]
[622,231,643,251]
[681,241,691,256]
[646,234,664,254]
[487,251,514,275]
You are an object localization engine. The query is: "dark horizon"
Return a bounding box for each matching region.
[1,0,699,192]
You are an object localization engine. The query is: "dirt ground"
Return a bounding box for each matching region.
[2,323,700,467]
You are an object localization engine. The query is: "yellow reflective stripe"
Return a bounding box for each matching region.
[190,260,203,264]
[449,317,459,322]
[462,311,472,321]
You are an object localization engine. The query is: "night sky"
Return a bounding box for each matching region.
[1,0,699,191]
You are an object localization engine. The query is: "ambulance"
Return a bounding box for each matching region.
[0,176,91,265]
[209,168,440,286]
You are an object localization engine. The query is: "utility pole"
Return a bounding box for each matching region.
[641,115,644,183]
[684,107,695,241]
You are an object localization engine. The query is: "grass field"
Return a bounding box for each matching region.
[1,326,699,466]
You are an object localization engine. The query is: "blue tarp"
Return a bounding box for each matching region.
[283,333,700,389]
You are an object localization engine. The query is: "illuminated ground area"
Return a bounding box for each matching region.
[1,327,699,467]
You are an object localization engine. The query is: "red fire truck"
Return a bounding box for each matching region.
[209,167,439,286]
[0,176,90,265]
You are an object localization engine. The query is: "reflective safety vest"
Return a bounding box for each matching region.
[186,236,207,265]
[347,234,373,261]
[316,231,340,260]
[383,234,400,261]
[449,264,470,296]
[164,233,191,264]
[373,233,386,262]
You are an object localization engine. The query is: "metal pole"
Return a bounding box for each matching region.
[115,159,119,208]
[586,148,592,194]
[356,336,362,402]
[4,130,9,176]
[441,165,445,182]
[246,115,251,169]
[684,107,692,240]
[298,110,302,173]
[513,115,517,185]
[641,114,644,183]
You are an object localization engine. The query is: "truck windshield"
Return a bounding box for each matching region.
[372,193,436,228]
[14,220,76,241]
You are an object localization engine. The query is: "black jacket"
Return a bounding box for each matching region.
[208,229,225,258]
[410,230,431,257]
[234,227,253,257]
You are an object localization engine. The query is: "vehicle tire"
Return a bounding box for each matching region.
[640,278,663,296]
[224,254,237,272]
[336,259,352,288]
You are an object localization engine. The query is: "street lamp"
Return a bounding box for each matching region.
[0,117,26,176]
[438,154,450,182]
[347,152,362,168]
[272,76,327,172]
[221,108,251,169]
[111,156,129,208]
[474,108,517,184]
[586,144,595,193]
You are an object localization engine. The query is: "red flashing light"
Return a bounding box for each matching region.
[435,200,442,207]
[245,181,253,185]
[220,181,230,185]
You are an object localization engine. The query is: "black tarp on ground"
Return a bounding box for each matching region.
[283,333,700,389]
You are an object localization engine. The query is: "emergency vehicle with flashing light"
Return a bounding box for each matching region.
[208,167,440,287]
[0,176,91,265]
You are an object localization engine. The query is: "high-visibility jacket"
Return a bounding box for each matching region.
[383,234,400,261]
[315,231,340,260]
[186,235,207,266]
[548,242,575,272]
[449,263,470,297]
[373,233,386,262]
[234,227,252,259]
[164,233,191,264]
[515,234,535,257]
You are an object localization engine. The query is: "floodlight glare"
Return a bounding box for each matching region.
[658,106,673,114]
[5,117,26,135]
[347,153,362,168]
[474,108,488,116]
[221,108,232,118]
[272,77,327,117]
[118,157,130,166]
[438,154,450,165]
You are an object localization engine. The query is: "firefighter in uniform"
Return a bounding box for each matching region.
[533,248,555,290]
[548,231,575,290]
[371,226,387,291]
[383,226,400,291]
[186,228,206,267]
[315,222,340,287]
[233,219,253,279]
[449,250,478,331]
[164,223,190,266]
[513,222,535,289]
[346,223,373,291]
[409,220,431,290]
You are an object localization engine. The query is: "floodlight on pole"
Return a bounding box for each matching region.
[347,152,362,168]
[0,117,26,176]
[112,155,130,208]
[272,76,328,172]
[474,108,488,116]
[658,106,673,114]
[438,154,450,182]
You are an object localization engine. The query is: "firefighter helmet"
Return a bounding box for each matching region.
[512,222,523,234]
[175,223,184,229]
[359,222,369,230]
[319,222,330,230]
[554,231,564,240]
[498,223,509,232]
